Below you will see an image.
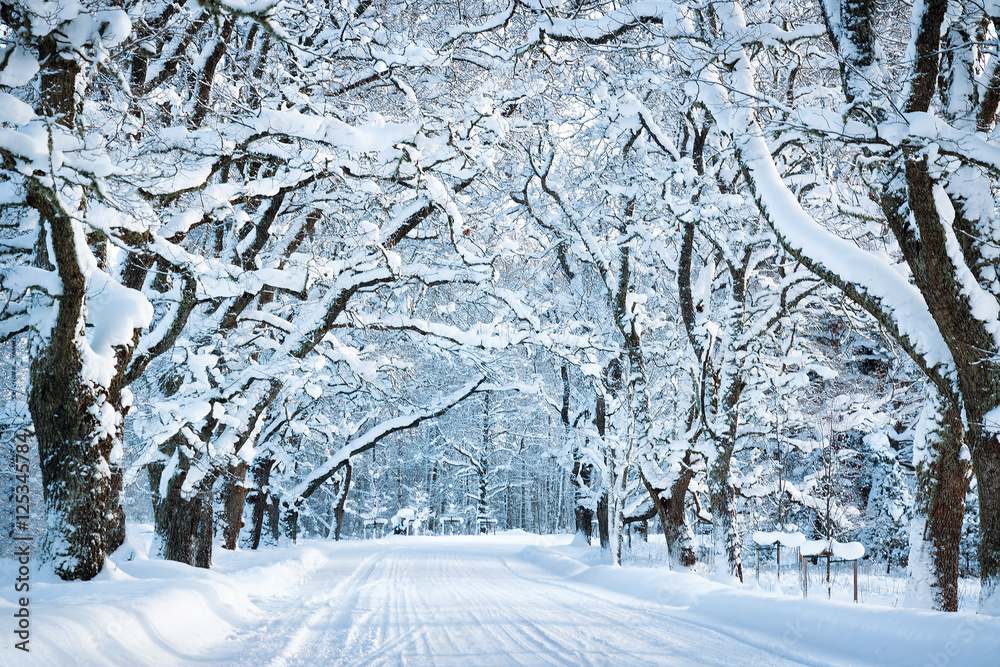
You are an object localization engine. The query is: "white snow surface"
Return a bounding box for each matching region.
[2,527,998,665]
[753,531,806,548]
[800,539,866,560]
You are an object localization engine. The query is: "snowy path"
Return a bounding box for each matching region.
[208,536,821,666]
[7,531,1000,665]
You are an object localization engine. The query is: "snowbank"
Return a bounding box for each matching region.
[523,541,999,666]
[0,525,330,664]
[0,527,259,664]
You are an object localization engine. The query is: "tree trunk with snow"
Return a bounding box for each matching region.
[906,393,969,612]
[281,502,299,543]
[334,462,352,541]
[196,476,217,569]
[696,0,1000,609]
[643,460,697,569]
[573,455,595,541]
[708,449,742,581]
[148,456,204,566]
[25,32,134,581]
[597,493,610,550]
[220,462,250,550]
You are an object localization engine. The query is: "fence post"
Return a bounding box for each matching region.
[853,559,858,603]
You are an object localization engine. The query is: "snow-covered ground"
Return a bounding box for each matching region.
[1,528,997,666]
[622,536,983,611]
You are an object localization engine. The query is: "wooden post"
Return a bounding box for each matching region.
[776,543,781,583]
[801,555,808,599]
[853,559,858,603]
[826,554,832,600]
[756,545,760,583]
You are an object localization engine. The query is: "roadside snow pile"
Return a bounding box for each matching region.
[524,542,1000,666]
[0,525,319,664]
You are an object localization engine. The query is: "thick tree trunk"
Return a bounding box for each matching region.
[27,34,135,580]
[269,495,281,543]
[248,457,274,549]
[32,377,125,579]
[573,456,595,541]
[593,390,611,550]
[973,435,1000,613]
[643,462,696,569]
[334,462,352,541]
[708,449,742,581]
[220,461,250,550]
[195,478,217,569]
[963,381,1000,612]
[281,503,299,543]
[906,394,969,612]
[148,459,202,565]
[597,493,610,550]
[563,366,595,541]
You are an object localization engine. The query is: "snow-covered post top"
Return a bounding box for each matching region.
[800,539,866,560]
[752,531,806,548]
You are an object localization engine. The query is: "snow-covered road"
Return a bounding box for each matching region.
[208,536,823,666]
[6,530,1000,665]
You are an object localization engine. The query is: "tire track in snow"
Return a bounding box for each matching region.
[269,549,393,667]
[210,537,829,666]
[498,548,838,667]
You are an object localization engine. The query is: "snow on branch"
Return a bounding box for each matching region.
[285,375,487,502]
[444,2,518,44]
[700,2,955,383]
[530,1,683,45]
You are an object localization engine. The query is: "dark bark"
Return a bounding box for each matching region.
[148,457,202,566]
[220,461,250,550]
[902,0,948,114]
[642,455,697,568]
[269,495,281,542]
[26,34,133,580]
[281,503,299,543]
[910,397,969,611]
[597,493,610,550]
[196,476,217,569]
[594,391,610,550]
[190,19,235,128]
[562,365,594,540]
[249,457,275,550]
[333,462,352,541]
[572,457,595,540]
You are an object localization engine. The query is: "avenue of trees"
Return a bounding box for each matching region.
[3,0,1000,616]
